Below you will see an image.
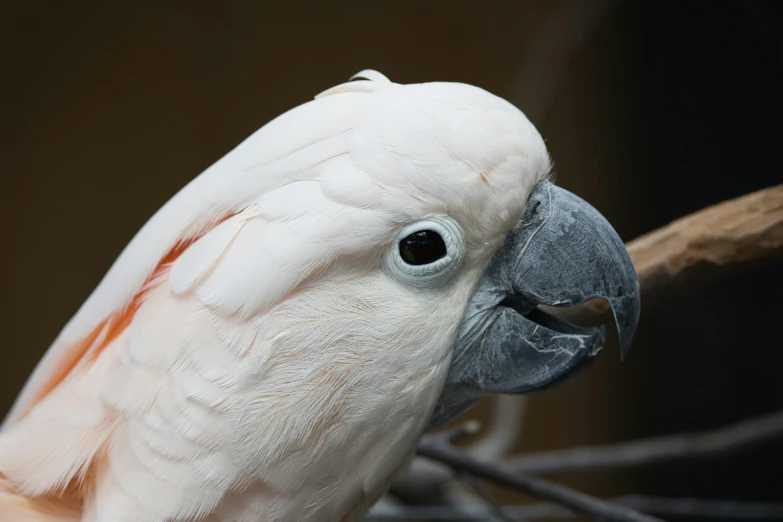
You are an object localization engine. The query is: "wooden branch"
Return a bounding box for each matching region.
[455,473,515,522]
[618,496,783,521]
[546,184,783,324]
[417,430,665,522]
[632,185,783,296]
[507,409,783,474]
[367,497,783,520]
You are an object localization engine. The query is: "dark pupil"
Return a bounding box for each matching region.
[399,230,447,265]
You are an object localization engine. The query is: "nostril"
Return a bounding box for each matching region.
[523,199,542,222]
[499,295,537,316]
[531,200,541,214]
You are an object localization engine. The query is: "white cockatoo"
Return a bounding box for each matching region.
[0,70,639,522]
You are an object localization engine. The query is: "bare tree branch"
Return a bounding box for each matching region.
[507,409,783,475]
[437,420,481,446]
[465,395,528,462]
[455,473,515,522]
[416,439,665,522]
[627,185,783,295]
[619,496,783,521]
[367,496,783,521]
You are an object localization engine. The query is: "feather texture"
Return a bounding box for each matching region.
[0,71,551,521]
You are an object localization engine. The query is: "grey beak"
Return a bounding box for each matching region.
[428,181,640,429]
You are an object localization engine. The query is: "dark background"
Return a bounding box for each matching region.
[1,0,781,519]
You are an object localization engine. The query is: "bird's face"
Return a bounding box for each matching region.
[248,76,639,430]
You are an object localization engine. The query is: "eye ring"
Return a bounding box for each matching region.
[385,216,466,289]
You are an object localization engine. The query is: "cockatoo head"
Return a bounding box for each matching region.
[199,69,639,431]
[4,71,639,439]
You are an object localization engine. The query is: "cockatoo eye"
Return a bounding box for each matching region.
[385,217,466,289]
[399,230,447,265]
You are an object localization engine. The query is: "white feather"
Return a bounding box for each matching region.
[0,70,552,521]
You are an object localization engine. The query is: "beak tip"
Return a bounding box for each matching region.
[612,292,641,362]
[620,342,632,361]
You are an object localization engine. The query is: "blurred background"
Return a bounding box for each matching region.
[1,0,781,520]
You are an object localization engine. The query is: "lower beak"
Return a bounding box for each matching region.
[428,181,640,429]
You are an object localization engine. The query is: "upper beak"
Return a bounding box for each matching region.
[428,181,640,429]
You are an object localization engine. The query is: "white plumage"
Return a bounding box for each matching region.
[0,71,550,521]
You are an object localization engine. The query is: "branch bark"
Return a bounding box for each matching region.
[416,437,665,522]
[507,409,783,474]
[367,497,783,521]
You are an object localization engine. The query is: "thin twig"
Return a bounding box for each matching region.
[465,395,528,461]
[507,409,783,475]
[619,496,783,520]
[435,420,481,446]
[387,421,485,508]
[366,496,783,521]
[416,440,664,522]
[456,472,515,522]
